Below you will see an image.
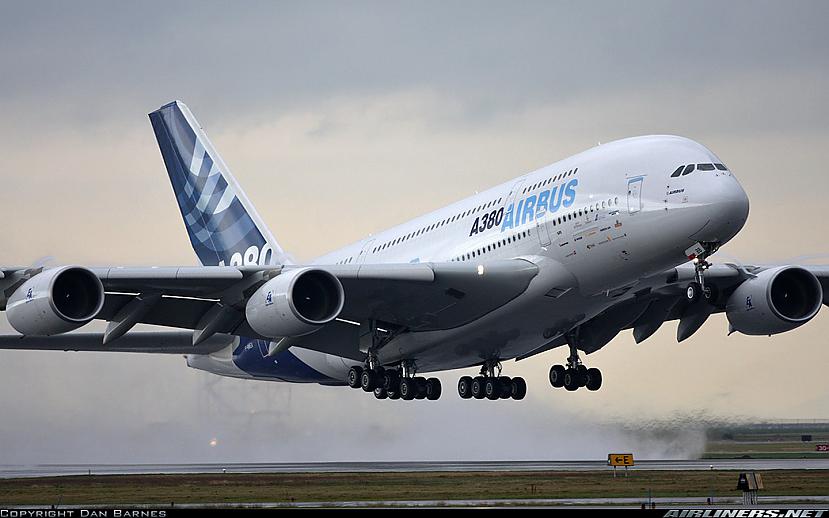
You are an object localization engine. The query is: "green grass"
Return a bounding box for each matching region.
[703,423,829,459]
[0,470,827,505]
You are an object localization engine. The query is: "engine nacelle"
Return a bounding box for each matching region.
[726,266,823,335]
[6,266,105,336]
[245,268,345,338]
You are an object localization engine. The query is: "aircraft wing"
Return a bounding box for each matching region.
[517,262,829,361]
[0,259,539,355]
[0,331,232,354]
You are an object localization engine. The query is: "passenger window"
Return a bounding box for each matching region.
[682,164,695,175]
[697,163,715,171]
[714,163,727,171]
[671,166,684,177]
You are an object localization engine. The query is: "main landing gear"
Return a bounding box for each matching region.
[457,360,527,401]
[684,242,720,304]
[548,344,602,392]
[347,361,442,401]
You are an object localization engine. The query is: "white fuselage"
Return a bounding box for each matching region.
[188,135,750,381]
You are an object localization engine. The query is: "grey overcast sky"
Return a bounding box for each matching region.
[1,1,828,464]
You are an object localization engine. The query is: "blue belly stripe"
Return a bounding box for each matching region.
[232,337,337,383]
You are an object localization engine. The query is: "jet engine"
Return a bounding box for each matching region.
[245,268,345,338]
[6,266,105,335]
[726,266,823,335]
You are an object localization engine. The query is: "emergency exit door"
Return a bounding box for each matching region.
[627,177,643,214]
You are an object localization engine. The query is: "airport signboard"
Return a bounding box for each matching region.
[607,453,635,466]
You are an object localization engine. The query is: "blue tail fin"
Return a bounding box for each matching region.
[149,101,290,267]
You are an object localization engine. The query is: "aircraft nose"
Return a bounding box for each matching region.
[697,175,750,243]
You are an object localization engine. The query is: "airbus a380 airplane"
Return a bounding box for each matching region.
[1,101,826,402]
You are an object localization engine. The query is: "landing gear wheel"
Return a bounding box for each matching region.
[399,378,416,400]
[425,378,442,400]
[382,370,399,391]
[484,378,501,400]
[360,369,377,392]
[686,282,701,303]
[347,366,363,389]
[576,365,588,387]
[458,376,473,399]
[585,368,602,391]
[499,376,513,399]
[414,377,427,400]
[703,283,718,303]
[549,365,566,388]
[387,390,400,400]
[563,369,580,391]
[373,387,387,399]
[511,377,527,400]
[471,376,486,399]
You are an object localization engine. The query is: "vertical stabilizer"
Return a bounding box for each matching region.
[149,101,290,267]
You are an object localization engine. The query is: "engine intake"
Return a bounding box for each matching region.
[726,266,823,335]
[245,268,345,338]
[7,266,105,336]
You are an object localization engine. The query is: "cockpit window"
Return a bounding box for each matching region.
[714,163,728,171]
[681,164,695,176]
[697,163,715,171]
[670,165,684,177]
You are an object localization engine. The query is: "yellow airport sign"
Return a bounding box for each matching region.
[607,453,634,467]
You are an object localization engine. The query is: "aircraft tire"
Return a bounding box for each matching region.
[400,378,416,400]
[382,370,399,391]
[471,376,486,399]
[586,368,602,391]
[373,387,388,399]
[360,368,377,392]
[549,365,566,388]
[499,376,513,399]
[347,366,363,388]
[563,369,580,391]
[458,376,473,399]
[577,365,588,387]
[686,282,701,303]
[425,378,442,400]
[511,377,527,400]
[484,378,501,400]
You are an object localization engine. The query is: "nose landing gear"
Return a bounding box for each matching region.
[685,242,720,303]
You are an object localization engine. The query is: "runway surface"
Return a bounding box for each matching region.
[2,459,828,478]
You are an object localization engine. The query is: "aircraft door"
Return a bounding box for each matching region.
[357,238,375,265]
[536,216,551,246]
[505,179,526,210]
[627,177,644,214]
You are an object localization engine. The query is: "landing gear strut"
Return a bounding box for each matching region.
[549,344,602,392]
[686,242,720,303]
[458,360,527,401]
